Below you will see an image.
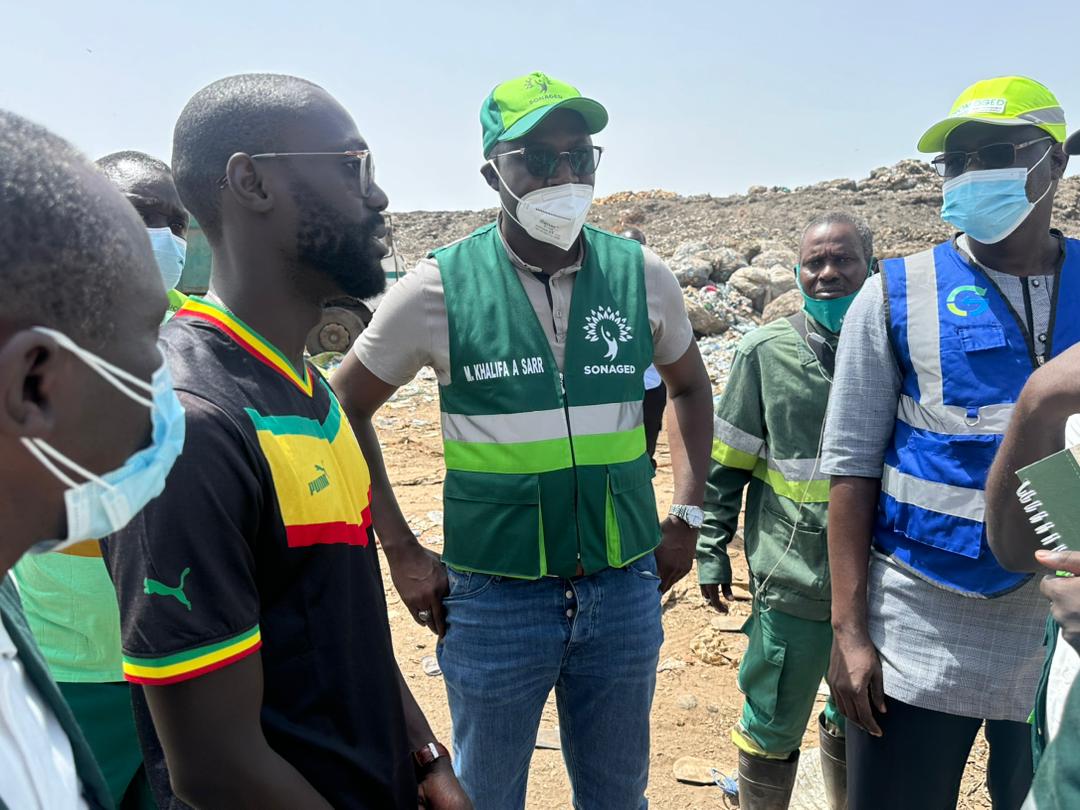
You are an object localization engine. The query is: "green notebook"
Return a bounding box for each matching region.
[1016,445,1080,552]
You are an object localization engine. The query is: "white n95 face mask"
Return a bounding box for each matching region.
[488,161,593,251]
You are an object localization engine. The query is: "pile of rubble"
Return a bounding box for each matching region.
[387,160,1080,386]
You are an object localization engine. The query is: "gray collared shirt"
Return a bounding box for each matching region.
[820,239,1058,720]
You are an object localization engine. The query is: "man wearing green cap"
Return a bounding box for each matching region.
[334,71,713,809]
[823,76,1078,809]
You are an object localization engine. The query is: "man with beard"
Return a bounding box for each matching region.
[102,74,470,810]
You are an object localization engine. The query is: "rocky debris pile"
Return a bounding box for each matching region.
[386,159,1080,389]
[392,160,1080,268]
[761,289,804,323]
[683,283,756,337]
[728,263,796,312]
[668,241,748,287]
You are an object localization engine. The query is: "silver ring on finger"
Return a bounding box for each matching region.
[417,609,432,623]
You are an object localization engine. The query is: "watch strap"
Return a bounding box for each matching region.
[669,504,703,527]
[413,741,450,773]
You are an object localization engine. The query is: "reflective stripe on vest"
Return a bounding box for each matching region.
[877,239,1080,595]
[442,402,644,474]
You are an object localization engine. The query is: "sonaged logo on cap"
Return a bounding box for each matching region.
[954,98,1008,116]
[524,73,551,93]
[947,285,989,317]
[584,307,633,360]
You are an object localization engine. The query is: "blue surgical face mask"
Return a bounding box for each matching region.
[795,263,871,333]
[23,327,186,552]
[940,145,1054,245]
[147,227,187,291]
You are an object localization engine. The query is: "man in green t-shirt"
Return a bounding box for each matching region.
[13,150,190,810]
[699,213,874,809]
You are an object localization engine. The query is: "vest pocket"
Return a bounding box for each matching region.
[752,504,829,599]
[605,456,661,567]
[901,431,997,490]
[883,499,984,559]
[442,470,543,578]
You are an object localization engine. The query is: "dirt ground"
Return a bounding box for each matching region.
[375,375,993,810]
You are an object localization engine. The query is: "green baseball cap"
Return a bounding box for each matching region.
[480,71,608,157]
[1066,130,1079,156]
[917,76,1067,153]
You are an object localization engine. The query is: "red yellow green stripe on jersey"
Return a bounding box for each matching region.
[246,385,374,548]
[175,297,314,397]
[122,625,262,685]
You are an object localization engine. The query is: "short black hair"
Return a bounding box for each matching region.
[171,73,324,240]
[0,110,146,344]
[96,150,172,182]
[800,212,874,262]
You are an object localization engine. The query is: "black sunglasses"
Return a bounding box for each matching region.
[494,145,604,179]
[931,137,1051,178]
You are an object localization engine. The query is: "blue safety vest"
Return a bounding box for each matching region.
[877,237,1080,597]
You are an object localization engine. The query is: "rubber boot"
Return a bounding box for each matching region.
[818,712,847,810]
[737,749,799,809]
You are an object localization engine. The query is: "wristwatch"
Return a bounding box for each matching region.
[413,741,450,775]
[669,504,704,529]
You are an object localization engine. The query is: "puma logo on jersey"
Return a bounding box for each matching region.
[308,464,330,495]
[144,568,192,611]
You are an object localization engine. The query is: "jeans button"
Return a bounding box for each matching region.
[565,590,574,599]
[566,609,574,618]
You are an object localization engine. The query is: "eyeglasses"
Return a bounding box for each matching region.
[217,150,377,197]
[930,137,1052,178]
[493,145,604,179]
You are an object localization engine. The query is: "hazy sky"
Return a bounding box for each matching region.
[3,0,1077,211]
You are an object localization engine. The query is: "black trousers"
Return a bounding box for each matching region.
[643,382,667,465]
[848,695,1032,810]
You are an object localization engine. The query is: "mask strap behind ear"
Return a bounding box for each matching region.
[32,327,154,408]
[486,159,531,232]
[21,438,111,489]
[486,159,525,206]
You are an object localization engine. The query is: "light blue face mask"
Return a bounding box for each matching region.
[940,145,1054,245]
[147,227,187,291]
[795,263,871,333]
[23,327,186,552]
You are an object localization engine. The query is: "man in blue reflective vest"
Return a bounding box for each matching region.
[823,76,1076,809]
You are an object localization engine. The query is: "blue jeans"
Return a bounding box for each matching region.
[437,554,664,810]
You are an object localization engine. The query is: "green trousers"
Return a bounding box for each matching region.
[733,603,844,758]
[59,681,155,809]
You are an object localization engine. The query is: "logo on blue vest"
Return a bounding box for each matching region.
[584,307,633,360]
[946,285,989,317]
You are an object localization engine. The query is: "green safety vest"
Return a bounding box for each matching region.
[165,288,189,321]
[434,223,660,579]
